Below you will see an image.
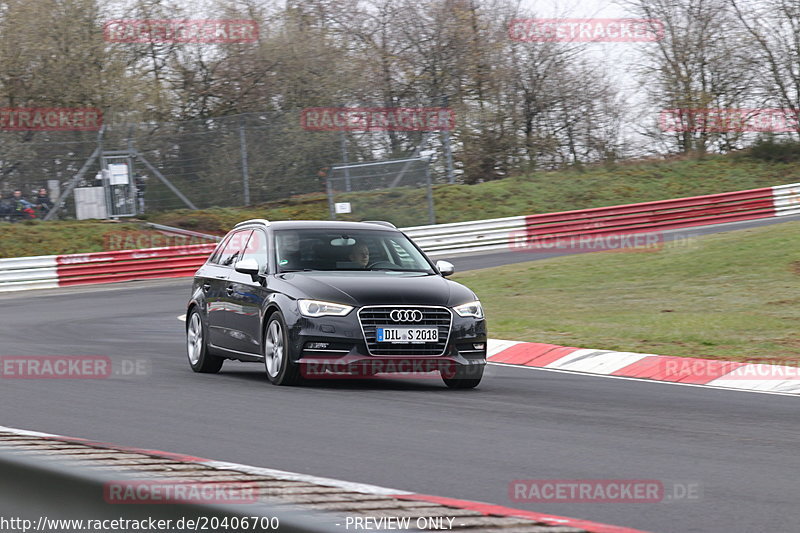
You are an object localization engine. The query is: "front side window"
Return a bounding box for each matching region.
[273,229,434,273]
[241,229,269,272]
[216,230,253,267]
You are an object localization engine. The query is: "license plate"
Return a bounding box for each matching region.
[376,327,438,343]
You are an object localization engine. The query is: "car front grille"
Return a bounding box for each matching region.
[358,306,452,356]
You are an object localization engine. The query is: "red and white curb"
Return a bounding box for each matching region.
[0,425,650,533]
[488,340,800,395]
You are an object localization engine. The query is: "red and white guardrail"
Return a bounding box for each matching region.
[0,244,216,292]
[1,182,799,292]
[409,182,800,256]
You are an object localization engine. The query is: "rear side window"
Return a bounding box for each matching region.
[208,235,231,264]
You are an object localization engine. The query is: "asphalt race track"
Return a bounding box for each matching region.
[2,216,800,533]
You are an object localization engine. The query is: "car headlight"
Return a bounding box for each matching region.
[298,299,353,317]
[454,300,484,319]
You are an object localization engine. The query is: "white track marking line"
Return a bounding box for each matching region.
[487,339,522,358]
[199,460,411,496]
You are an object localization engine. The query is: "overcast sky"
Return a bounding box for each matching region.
[517,0,653,151]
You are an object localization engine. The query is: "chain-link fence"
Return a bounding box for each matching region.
[326,157,435,226]
[0,110,452,222]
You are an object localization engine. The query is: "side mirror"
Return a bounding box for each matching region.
[436,260,455,277]
[234,258,261,279]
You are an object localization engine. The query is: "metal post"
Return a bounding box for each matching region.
[425,160,435,225]
[127,125,139,215]
[326,178,336,220]
[340,132,351,192]
[239,116,250,205]
[101,154,112,219]
[440,95,455,184]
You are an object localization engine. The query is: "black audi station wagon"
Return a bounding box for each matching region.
[185,219,487,388]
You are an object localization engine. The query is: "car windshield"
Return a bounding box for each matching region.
[274,228,435,274]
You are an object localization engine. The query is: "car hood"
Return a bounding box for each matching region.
[276,271,476,307]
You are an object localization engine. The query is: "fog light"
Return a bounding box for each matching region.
[473,343,485,350]
[307,342,330,350]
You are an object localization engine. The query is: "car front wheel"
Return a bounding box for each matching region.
[264,312,301,386]
[441,363,484,389]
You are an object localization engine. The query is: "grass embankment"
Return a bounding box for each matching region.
[2,151,800,258]
[452,221,800,362]
[0,221,214,258]
[148,153,800,232]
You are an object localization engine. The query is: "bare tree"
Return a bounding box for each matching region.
[729,0,800,140]
[625,0,757,153]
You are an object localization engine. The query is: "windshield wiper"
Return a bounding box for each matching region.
[368,267,427,272]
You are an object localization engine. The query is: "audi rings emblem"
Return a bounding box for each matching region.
[390,309,423,322]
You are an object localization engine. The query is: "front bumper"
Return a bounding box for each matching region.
[287,308,487,377]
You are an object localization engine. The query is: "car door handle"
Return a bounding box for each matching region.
[226,286,235,296]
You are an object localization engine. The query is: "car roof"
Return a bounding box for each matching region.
[233,219,400,232]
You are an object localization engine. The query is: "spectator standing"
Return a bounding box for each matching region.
[10,190,35,222]
[33,187,54,216]
[0,193,11,220]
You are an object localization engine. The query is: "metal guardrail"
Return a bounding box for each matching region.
[0,449,345,533]
[143,222,223,242]
[1,181,799,291]
[406,183,791,256]
[772,183,800,216]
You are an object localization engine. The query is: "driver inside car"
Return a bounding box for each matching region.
[277,232,302,268]
[348,243,370,267]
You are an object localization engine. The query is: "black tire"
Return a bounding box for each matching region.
[263,312,301,386]
[186,308,224,373]
[441,364,484,389]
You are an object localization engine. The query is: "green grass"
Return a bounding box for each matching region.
[452,221,800,362]
[2,151,800,257]
[0,220,214,258]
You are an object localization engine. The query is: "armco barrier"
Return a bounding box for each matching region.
[408,185,781,256]
[0,244,215,293]
[1,182,799,291]
[56,244,217,287]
